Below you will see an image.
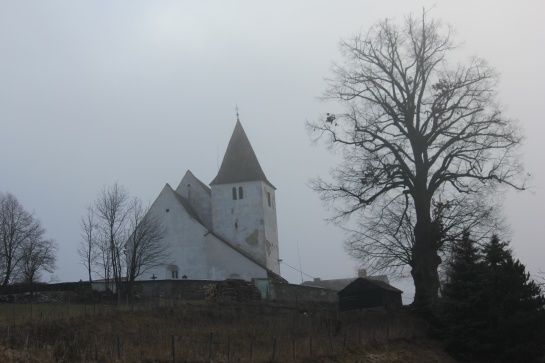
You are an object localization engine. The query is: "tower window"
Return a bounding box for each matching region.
[238,186,244,199]
[168,265,179,279]
[267,192,271,207]
[232,187,237,200]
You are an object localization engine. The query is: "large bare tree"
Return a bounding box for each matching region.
[309,14,526,310]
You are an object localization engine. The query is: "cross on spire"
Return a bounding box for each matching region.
[235,105,240,122]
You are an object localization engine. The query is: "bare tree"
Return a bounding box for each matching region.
[19,232,57,289]
[77,205,99,283]
[309,13,526,310]
[85,184,168,303]
[93,183,130,304]
[0,193,42,286]
[95,229,112,284]
[125,197,168,302]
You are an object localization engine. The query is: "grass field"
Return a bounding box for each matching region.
[0,299,457,362]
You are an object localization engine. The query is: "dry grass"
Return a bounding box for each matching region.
[0,300,457,362]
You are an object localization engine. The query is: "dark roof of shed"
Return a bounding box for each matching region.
[339,277,403,294]
[210,120,274,188]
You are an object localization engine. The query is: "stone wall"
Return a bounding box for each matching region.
[268,282,337,303]
[131,279,216,300]
[132,280,338,304]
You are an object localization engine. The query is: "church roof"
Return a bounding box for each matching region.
[210,120,274,188]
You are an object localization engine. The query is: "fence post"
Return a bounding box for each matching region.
[116,333,121,360]
[94,332,98,361]
[227,335,230,363]
[271,336,277,362]
[292,335,296,361]
[24,332,29,352]
[309,335,312,357]
[208,332,213,362]
[249,338,253,362]
[171,335,176,363]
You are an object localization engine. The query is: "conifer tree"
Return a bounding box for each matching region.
[442,231,487,359]
[480,235,545,362]
[442,234,545,362]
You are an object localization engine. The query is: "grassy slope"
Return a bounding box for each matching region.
[0,300,458,362]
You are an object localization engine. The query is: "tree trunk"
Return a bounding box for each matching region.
[411,196,441,312]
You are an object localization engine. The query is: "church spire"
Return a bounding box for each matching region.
[210,121,274,188]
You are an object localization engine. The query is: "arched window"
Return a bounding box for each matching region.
[267,192,271,207]
[232,187,237,200]
[167,265,179,279]
[238,186,244,199]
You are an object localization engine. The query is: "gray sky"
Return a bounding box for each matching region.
[1,1,544,301]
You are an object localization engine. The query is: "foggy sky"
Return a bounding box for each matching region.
[1,1,544,301]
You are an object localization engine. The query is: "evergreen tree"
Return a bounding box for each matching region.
[480,235,545,362]
[442,231,488,359]
[442,234,545,362]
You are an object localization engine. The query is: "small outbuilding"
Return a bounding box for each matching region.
[338,278,403,311]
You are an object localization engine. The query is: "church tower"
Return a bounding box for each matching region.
[210,120,280,275]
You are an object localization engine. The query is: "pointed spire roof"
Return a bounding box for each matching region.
[210,120,273,187]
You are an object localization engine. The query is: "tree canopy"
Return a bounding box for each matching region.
[309,13,526,309]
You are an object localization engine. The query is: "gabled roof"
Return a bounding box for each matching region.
[339,277,403,294]
[168,185,204,225]
[210,121,274,188]
[177,170,211,196]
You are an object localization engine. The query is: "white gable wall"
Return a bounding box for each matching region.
[136,183,268,281]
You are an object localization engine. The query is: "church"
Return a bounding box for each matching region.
[137,120,284,283]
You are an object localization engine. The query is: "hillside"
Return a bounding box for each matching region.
[0,299,458,362]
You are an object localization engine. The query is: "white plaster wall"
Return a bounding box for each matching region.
[211,180,280,274]
[262,184,280,274]
[135,184,208,280]
[136,183,268,281]
[203,233,267,280]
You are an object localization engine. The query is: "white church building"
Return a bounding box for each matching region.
[138,120,284,282]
